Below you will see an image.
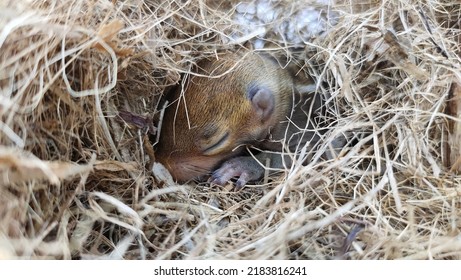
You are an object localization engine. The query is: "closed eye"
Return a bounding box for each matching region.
[202,132,230,155]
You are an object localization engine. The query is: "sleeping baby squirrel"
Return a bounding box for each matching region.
[155,51,324,188]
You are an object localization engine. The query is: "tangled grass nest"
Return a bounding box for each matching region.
[1,0,461,259]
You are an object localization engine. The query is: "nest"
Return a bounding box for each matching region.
[1,0,461,259]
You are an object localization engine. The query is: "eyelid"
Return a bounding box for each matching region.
[202,132,230,155]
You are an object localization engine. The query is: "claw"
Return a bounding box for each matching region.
[210,165,236,186]
[235,173,250,189]
[209,156,264,189]
[210,176,226,186]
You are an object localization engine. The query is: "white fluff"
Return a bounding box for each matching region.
[229,0,338,47]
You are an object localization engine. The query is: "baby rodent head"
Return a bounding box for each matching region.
[156,52,294,182]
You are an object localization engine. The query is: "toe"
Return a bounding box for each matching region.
[210,166,236,186]
[235,172,250,189]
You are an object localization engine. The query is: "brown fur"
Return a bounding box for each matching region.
[156,51,322,185]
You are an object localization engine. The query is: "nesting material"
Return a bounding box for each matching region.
[230,0,337,48]
[1,0,461,260]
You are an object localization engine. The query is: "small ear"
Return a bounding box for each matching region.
[248,86,274,122]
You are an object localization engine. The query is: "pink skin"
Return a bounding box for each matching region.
[165,154,264,188]
[210,156,261,189]
[162,146,259,187]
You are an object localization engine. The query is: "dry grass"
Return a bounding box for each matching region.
[1,0,461,259]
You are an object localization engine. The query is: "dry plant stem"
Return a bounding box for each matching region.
[0,0,460,260]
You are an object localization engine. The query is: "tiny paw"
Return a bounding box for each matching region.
[210,156,264,189]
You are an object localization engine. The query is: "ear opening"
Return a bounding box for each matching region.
[248,85,275,122]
